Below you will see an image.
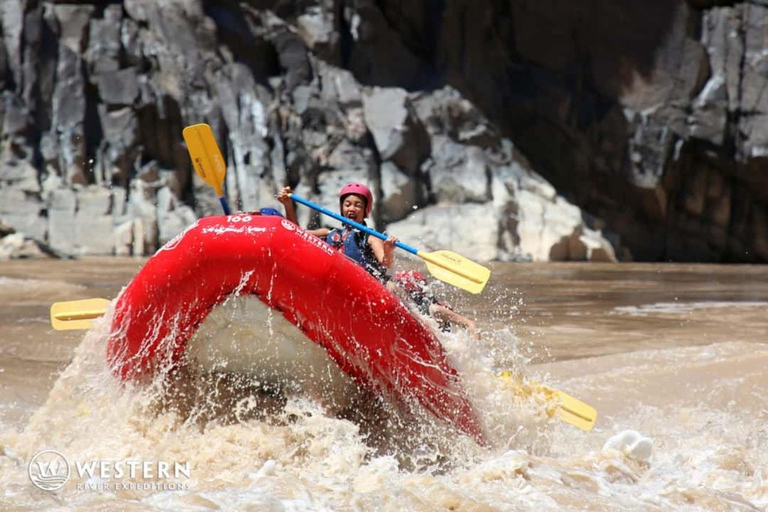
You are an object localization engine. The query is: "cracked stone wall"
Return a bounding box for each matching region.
[0,0,765,263]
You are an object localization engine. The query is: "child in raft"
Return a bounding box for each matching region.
[277,183,398,279]
[278,185,481,338]
[392,270,480,339]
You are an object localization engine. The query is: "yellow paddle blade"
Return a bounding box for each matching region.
[538,385,597,431]
[50,298,109,331]
[497,371,597,431]
[183,123,226,196]
[418,250,491,294]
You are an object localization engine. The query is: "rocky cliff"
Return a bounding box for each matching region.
[0,0,765,263]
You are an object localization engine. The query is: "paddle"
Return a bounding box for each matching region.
[51,124,232,332]
[50,298,111,331]
[180,121,490,293]
[288,194,491,294]
[183,123,231,215]
[496,371,597,431]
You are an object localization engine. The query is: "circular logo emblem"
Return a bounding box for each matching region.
[281,219,296,231]
[28,450,70,491]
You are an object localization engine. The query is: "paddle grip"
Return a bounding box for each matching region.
[289,194,418,255]
[219,197,231,215]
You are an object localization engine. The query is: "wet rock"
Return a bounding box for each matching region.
[0,155,39,193]
[85,4,123,74]
[427,139,491,204]
[272,28,313,92]
[114,220,136,256]
[362,87,430,175]
[157,186,197,246]
[388,204,500,262]
[94,68,140,106]
[319,65,363,107]
[47,186,115,256]
[296,3,339,63]
[0,233,45,260]
[0,189,45,240]
[0,220,13,238]
[379,162,426,223]
[97,106,140,186]
[515,188,590,262]
[341,0,431,89]
[47,188,77,254]
[2,92,30,137]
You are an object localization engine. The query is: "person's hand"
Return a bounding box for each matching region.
[383,235,398,257]
[276,186,292,205]
[380,235,398,267]
[466,319,481,340]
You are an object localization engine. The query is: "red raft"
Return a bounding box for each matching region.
[106,215,485,445]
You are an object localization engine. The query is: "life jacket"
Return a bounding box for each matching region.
[393,271,455,331]
[326,227,385,278]
[404,289,454,331]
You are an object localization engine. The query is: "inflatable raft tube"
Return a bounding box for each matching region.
[106,215,486,445]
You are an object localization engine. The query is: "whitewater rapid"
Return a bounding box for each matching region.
[1,262,766,510]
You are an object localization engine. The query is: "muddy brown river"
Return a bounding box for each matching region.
[1,258,766,510]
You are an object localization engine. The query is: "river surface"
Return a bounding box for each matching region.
[0,258,766,510]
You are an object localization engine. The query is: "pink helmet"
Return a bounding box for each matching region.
[339,182,373,217]
[395,270,428,294]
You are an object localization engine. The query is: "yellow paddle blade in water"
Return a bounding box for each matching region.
[497,371,597,431]
[418,250,491,294]
[50,298,109,331]
[183,123,227,197]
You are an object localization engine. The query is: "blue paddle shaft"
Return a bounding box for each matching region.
[219,197,231,215]
[290,194,419,255]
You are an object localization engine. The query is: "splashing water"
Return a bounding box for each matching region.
[1,263,767,510]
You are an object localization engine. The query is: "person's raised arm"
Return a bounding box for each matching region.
[429,304,480,340]
[277,186,330,238]
[277,186,299,224]
[369,235,397,268]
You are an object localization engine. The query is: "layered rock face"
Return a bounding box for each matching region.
[367,0,768,262]
[0,0,765,262]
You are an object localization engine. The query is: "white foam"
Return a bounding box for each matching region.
[613,301,768,316]
[188,295,358,411]
[602,430,653,462]
[2,286,767,510]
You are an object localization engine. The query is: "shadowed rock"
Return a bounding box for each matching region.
[0,0,765,262]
